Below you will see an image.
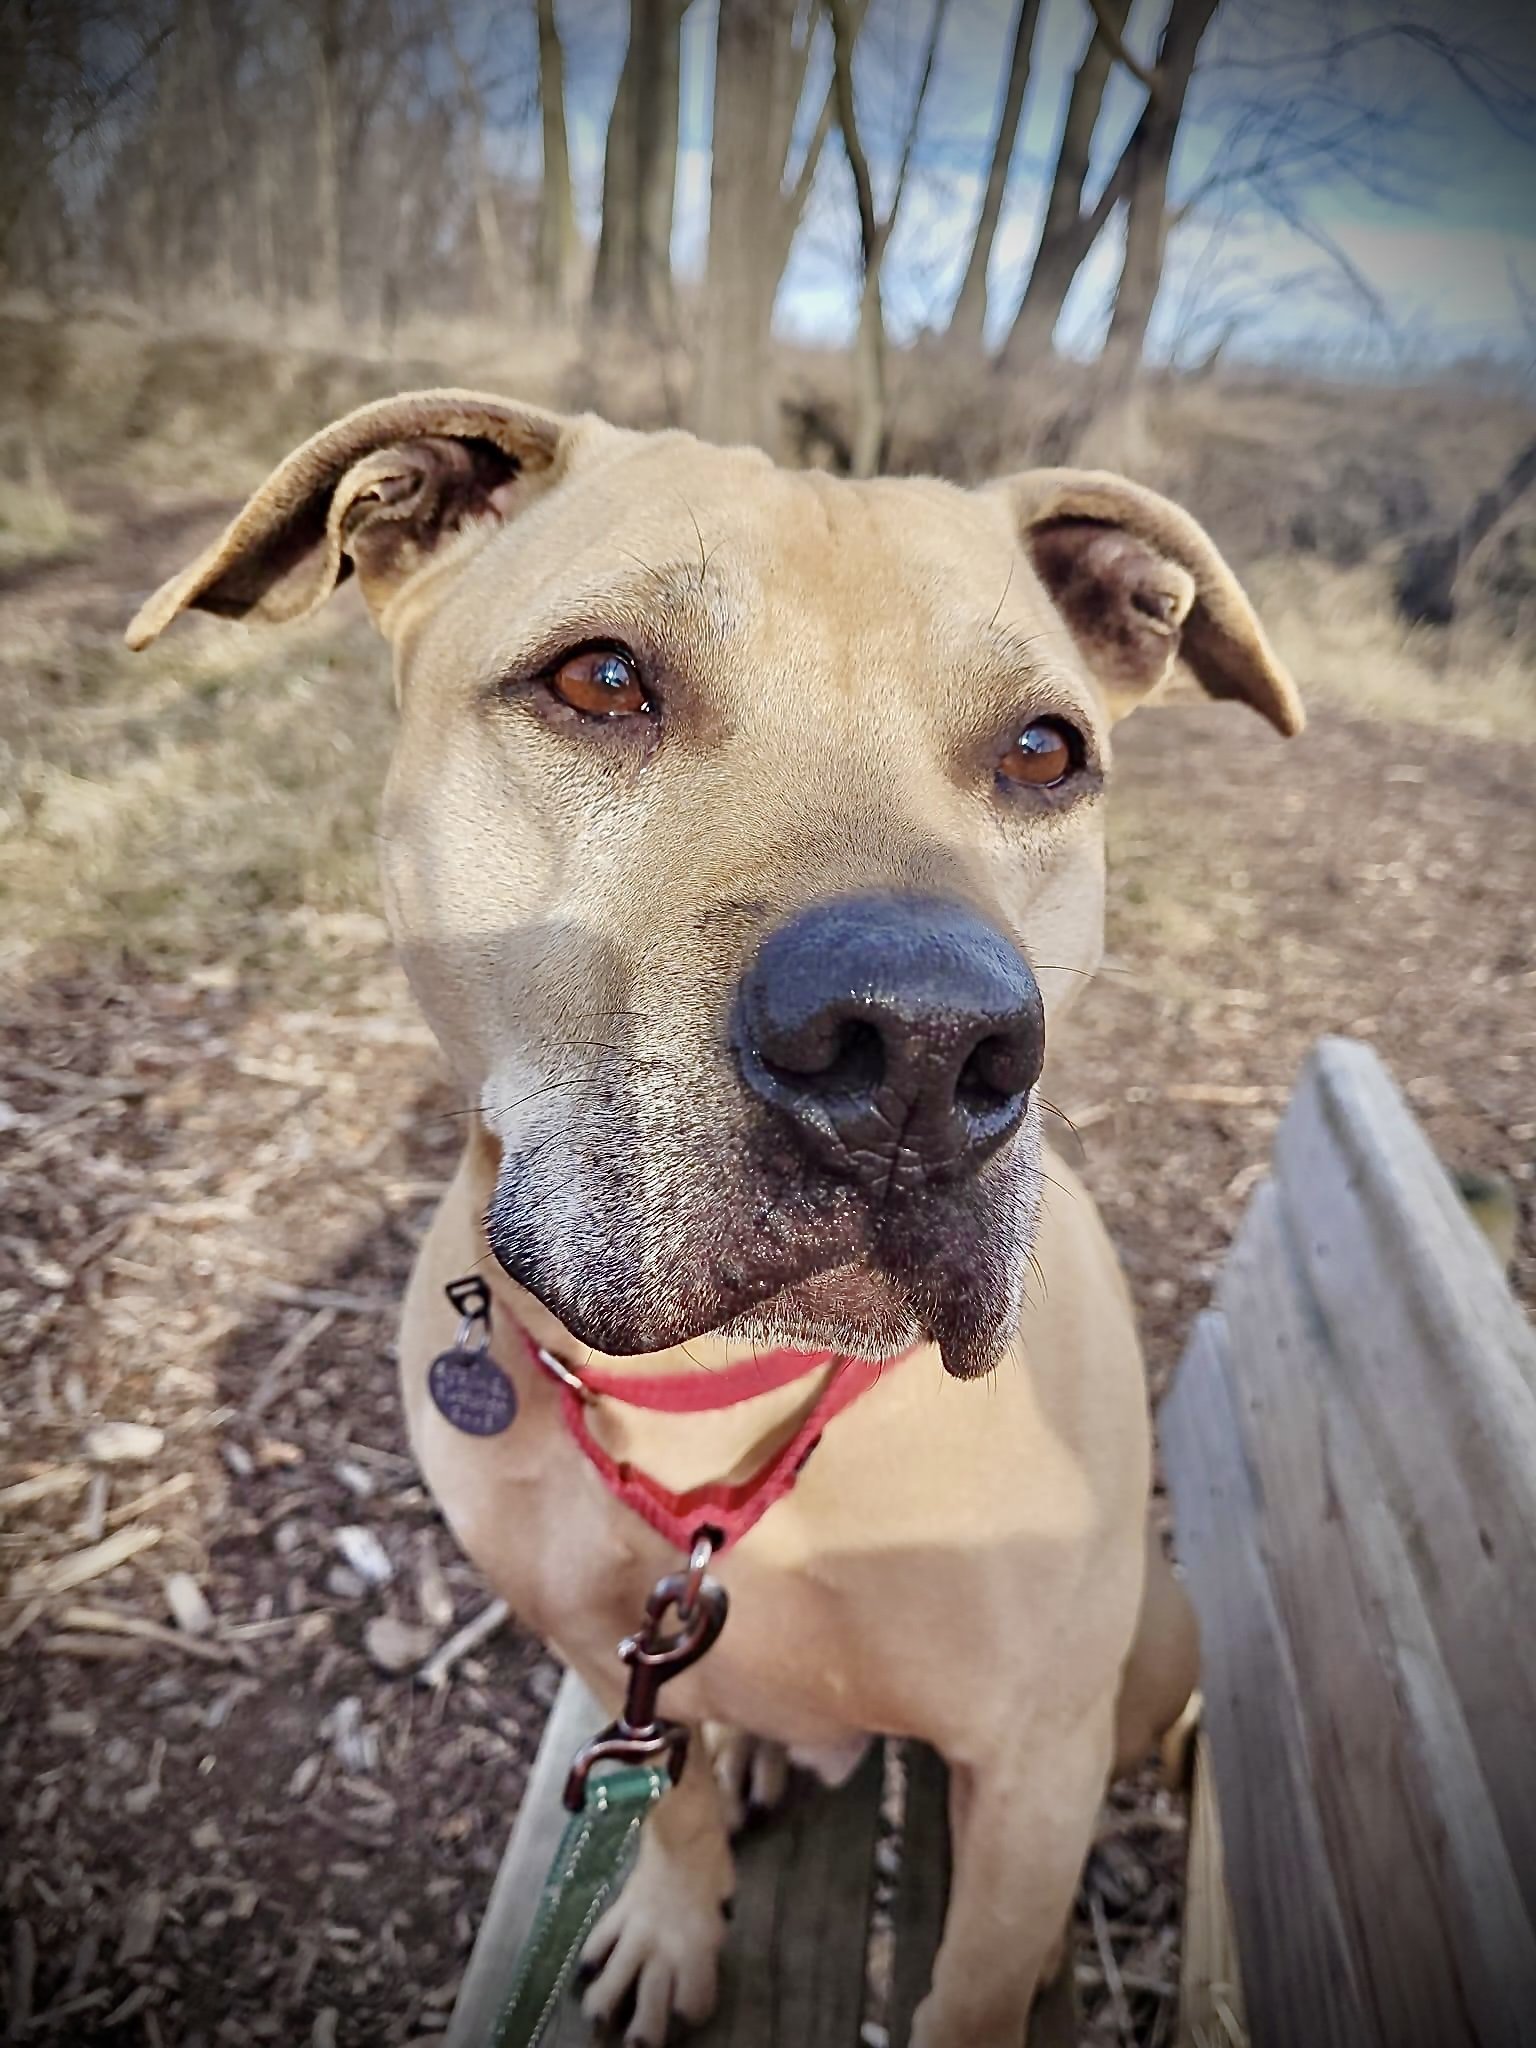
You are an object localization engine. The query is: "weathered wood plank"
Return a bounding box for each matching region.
[692,1741,883,2047]
[1177,1732,1244,2048]
[446,1673,607,2048]
[887,1742,1082,2047]
[1274,1036,1536,1914]
[1162,1309,1370,2048]
[889,1742,950,2047]
[1217,1179,1536,2045]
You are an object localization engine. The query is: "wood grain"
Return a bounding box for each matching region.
[1165,1035,1536,2048]
[1275,1036,1536,1912]
[1163,1310,1369,2048]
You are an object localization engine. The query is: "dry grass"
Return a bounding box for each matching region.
[0,600,391,983]
[0,467,98,572]
[1251,555,1536,741]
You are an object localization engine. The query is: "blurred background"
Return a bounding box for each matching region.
[2,2,1534,2045]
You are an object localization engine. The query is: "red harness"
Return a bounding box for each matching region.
[517,1328,907,1553]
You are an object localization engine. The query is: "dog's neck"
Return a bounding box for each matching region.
[461,1123,916,1494]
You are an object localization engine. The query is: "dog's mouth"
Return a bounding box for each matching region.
[484,1118,1040,1380]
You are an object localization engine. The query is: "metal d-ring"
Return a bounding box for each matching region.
[443,1274,492,1354]
[534,1342,596,1404]
[677,1531,717,1622]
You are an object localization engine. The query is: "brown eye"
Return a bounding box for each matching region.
[1000,719,1078,789]
[548,648,649,718]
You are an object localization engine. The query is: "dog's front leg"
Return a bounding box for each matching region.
[911,1698,1114,2048]
[579,1737,734,2047]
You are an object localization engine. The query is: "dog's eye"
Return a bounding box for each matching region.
[999,719,1079,789]
[548,649,650,718]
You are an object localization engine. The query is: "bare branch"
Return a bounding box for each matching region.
[889,0,954,232]
[828,0,878,262]
[784,0,871,233]
[1087,0,1159,95]
[1252,179,1397,343]
[40,24,176,174]
[1204,22,1536,146]
[1168,108,1398,227]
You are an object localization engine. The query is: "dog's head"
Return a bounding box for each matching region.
[130,393,1300,1376]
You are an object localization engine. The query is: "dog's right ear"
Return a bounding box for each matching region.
[126,389,569,649]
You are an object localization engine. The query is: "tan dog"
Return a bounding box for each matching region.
[130,393,1301,2048]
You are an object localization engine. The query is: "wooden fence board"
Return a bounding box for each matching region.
[1162,1310,1369,2048]
[1217,1180,1536,2045]
[1274,1037,1536,1911]
[1166,1036,1536,2048]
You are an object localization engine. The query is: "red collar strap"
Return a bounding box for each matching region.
[515,1328,910,1553]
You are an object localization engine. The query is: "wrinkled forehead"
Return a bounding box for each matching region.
[418,437,1089,727]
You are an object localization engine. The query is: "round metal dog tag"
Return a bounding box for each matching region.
[428,1345,518,1437]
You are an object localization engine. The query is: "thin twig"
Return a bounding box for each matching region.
[1091,1887,1136,2040]
[415,1598,508,1688]
[247,1307,338,1419]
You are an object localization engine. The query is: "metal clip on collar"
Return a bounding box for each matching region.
[564,1537,729,1812]
[444,1274,492,1352]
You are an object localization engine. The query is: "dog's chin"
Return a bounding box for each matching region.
[714,1263,924,1364]
[485,1124,1038,1381]
[492,1240,1014,1382]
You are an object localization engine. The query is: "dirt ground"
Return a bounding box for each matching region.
[2,451,1533,2048]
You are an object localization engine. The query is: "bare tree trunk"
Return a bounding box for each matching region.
[592,0,684,327]
[254,135,280,315]
[831,0,949,475]
[850,268,886,477]
[694,0,794,447]
[311,1,345,312]
[535,0,579,319]
[145,6,191,316]
[195,0,237,304]
[1001,0,1130,366]
[437,0,508,313]
[593,47,637,314]
[637,0,682,328]
[693,0,857,451]
[946,0,1042,352]
[1100,0,1221,381]
[1396,437,1536,625]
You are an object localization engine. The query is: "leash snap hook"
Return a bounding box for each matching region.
[563,1554,729,1812]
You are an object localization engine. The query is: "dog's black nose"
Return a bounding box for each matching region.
[734,894,1045,1192]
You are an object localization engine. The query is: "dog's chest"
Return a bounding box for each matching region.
[403,1337,1119,1745]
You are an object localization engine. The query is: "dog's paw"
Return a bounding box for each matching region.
[579,1838,728,2046]
[703,1723,790,1834]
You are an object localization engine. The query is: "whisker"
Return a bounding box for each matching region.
[616,547,673,595]
[988,558,1015,631]
[1037,1096,1079,1138]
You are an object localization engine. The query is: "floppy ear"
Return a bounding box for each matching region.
[994,469,1303,736]
[126,389,569,649]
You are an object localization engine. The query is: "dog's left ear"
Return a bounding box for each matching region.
[126,389,570,649]
[993,469,1303,735]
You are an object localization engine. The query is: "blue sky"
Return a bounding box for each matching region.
[527,0,1536,371]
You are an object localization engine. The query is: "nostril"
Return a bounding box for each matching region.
[957,1030,1036,1111]
[762,1017,885,1101]
[955,1035,1022,1114]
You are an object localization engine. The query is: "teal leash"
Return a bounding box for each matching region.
[486,1764,669,2048]
[481,1536,730,2047]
